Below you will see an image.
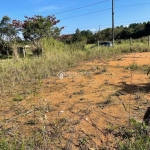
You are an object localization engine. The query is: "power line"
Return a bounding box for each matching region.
[61,8,111,20]
[57,1,150,34]
[54,0,109,15]
[59,2,150,21]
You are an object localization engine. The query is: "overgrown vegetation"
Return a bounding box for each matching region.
[0,37,149,149]
[0,14,150,150]
[107,119,150,149]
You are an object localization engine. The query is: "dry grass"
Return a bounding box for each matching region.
[0,38,150,149]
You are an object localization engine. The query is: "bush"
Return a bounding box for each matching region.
[32,47,42,56]
[0,41,13,58]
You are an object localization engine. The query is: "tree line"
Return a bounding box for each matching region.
[60,21,150,44]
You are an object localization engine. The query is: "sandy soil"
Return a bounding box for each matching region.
[1,52,150,149]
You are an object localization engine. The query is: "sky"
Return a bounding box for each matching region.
[1,0,150,35]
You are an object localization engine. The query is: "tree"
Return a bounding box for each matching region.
[80,30,94,44]
[11,15,64,55]
[72,28,82,42]
[0,16,18,58]
[145,21,150,36]
[99,28,112,41]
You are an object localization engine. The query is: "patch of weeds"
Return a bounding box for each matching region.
[56,117,67,126]
[126,63,141,71]
[47,118,68,141]
[112,119,150,150]
[116,57,123,61]
[24,90,33,95]
[89,67,96,72]
[0,137,9,150]
[78,69,88,75]
[14,108,22,115]
[105,124,118,133]
[25,120,36,125]
[13,95,25,101]
[94,66,108,75]
[77,136,90,149]
[90,65,100,71]
[35,104,56,113]
[101,66,108,73]
[96,65,100,70]
[73,90,84,95]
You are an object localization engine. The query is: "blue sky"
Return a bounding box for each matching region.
[1,0,150,35]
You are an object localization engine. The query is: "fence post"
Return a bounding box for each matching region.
[130,37,132,46]
[130,37,132,52]
[148,35,150,47]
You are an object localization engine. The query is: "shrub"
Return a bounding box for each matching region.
[0,41,13,58]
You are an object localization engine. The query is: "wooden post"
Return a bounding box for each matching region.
[98,40,99,50]
[23,47,26,58]
[148,35,150,47]
[130,37,132,52]
[130,37,132,46]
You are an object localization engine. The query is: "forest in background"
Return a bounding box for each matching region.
[60,21,150,44]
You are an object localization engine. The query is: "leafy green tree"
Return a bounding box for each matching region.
[80,30,94,44]
[72,28,82,42]
[0,16,18,58]
[12,15,64,55]
[99,28,112,41]
[0,16,18,41]
[145,21,150,35]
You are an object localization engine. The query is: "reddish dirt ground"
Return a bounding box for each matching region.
[1,52,150,149]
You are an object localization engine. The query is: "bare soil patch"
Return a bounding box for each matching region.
[1,52,150,149]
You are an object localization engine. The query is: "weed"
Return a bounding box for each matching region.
[73,90,84,95]
[101,66,108,73]
[78,136,90,149]
[109,119,150,150]
[13,95,24,101]
[127,63,140,70]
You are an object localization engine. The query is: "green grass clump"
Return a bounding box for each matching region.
[118,119,150,150]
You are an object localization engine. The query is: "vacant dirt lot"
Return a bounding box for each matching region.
[1,52,150,149]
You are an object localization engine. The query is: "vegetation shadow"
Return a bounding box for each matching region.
[114,82,150,94]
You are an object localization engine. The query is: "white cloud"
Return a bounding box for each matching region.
[38,6,58,12]
[91,29,97,32]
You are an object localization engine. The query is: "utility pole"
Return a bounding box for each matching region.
[98,25,100,49]
[99,25,100,41]
[112,0,114,47]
